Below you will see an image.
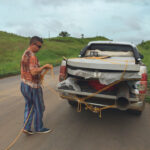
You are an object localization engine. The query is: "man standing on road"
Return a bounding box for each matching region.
[20,36,52,134]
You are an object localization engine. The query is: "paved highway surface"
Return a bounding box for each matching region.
[0,66,150,150]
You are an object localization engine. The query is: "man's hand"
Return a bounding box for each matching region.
[43,64,53,69]
[30,64,53,76]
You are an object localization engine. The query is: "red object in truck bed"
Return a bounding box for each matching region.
[88,80,116,91]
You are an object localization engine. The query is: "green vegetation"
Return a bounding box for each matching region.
[0,31,149,102]
[137,41,150,103]
[137,40,150,77]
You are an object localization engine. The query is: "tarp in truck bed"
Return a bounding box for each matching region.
[67,68,141,85]
[67,57,140,72]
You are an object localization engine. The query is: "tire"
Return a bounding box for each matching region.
[67,100,78,107]
[127,109,143,116]
[127,101,145,116]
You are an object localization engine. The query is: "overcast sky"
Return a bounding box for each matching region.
[0,0,150,44]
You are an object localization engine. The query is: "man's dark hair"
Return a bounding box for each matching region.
[30,36,43,45]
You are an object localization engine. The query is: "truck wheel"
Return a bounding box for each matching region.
[67,100,78,107]
[127,101,145,116]
[127,109,143,116]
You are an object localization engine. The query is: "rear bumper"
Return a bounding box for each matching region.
[57,89,143,110]
[57,89,139,101]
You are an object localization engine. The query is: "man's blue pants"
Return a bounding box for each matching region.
[21,82,45,131]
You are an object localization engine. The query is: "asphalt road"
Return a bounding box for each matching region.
[0,66,150,150]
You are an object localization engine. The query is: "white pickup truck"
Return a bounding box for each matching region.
[57,41,147,115]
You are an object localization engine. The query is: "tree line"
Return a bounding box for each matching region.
[58,31,84,38]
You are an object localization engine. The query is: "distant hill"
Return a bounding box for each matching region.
[0,31,109,77]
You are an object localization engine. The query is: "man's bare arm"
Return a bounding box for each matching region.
[30,64,52,76]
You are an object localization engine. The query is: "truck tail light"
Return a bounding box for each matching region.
[59,61,67,82]
[139,73,147,94]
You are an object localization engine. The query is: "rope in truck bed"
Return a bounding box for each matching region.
[41,60,128,119]
[57,60,128,118]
